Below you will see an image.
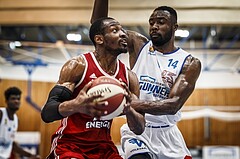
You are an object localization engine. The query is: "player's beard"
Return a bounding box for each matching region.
[151,28,173,47]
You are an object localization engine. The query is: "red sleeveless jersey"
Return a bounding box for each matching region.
[48,52,128,159]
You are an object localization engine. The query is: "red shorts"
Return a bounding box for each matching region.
[48,151,122,159]
[47,142,122,159]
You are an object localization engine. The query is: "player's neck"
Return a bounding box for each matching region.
[6,107,15,120]
[94,50,117,75]
[153,41,176,53]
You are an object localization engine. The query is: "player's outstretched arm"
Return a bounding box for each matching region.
[90,0,108,24]
[132,56,201,115]
[41,56,107,123]
[126,30,149,69]
[123,70,145,135]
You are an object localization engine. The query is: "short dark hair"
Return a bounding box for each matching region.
[89,17,115,46]
[4,87,22,100]
[154,6,177,24]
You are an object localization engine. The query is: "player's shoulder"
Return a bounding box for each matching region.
[58,55,86,84]
[179,47,201,71]
[182,55,201,75]
[187,55,201,66]
[62,55,85,71]
[179,48,201,66]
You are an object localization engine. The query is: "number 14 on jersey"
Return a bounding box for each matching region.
[168,59,179,69]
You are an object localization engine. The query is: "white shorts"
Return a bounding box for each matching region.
[121,123,192,159]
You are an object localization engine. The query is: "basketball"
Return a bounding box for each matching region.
[87,76,126,120]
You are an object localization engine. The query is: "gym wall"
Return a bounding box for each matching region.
[0,79,239,157]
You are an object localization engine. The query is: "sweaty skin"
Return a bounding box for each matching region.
[42,18,145,135]
[0,90,40,159]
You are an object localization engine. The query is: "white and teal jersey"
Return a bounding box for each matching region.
[0,108,18,159]
[132,41,190,126]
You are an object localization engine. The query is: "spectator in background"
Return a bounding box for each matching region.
[0,86,40,159]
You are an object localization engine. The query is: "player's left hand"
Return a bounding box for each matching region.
[118,78,133,114]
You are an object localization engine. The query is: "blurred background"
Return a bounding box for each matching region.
[0,0,239,158]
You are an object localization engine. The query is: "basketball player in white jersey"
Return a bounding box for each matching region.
[91,1,201,159]
[0,87,40,159]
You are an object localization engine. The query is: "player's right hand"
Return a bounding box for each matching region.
[75,81,108,118]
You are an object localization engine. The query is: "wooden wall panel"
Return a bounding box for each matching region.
[185,89,205,105]
[179,89,240,147]
[40,121,60,157]
[204,89,227,105]
[178,119,205,146]
[0,79,240,158]
[210,119,240,145]
[225,89,240,105]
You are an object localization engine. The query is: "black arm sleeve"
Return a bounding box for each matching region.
[41,85,72,123]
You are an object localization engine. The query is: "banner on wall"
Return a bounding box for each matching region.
[203,146,240,159]
[15,131,40,155]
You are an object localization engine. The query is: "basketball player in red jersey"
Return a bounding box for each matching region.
[41,17,145,159]
[91,1,201,159]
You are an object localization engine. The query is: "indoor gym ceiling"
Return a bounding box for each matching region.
[0,0,239,72]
